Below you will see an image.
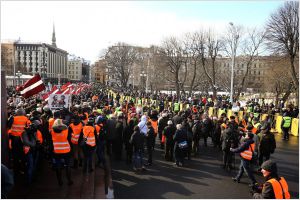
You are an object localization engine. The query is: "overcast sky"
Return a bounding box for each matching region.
[1,1,284,63]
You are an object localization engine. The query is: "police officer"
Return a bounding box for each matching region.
[281,112,292,140]
[253,160,290,199]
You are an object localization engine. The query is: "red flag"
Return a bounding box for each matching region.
[18,74,45,98]
[60,82,71,91]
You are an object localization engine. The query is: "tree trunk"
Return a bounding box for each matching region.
[281,82,294,104]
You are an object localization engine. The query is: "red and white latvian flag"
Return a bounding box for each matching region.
[17,74,46,98]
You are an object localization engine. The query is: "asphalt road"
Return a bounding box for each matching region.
[111,133,299,199]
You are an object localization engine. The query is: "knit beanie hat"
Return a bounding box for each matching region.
[261,160,277,174]
[52,119,67,130]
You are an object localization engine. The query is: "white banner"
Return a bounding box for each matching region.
[48,94,70,110]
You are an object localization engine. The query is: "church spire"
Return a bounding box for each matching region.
[52,23,57,48]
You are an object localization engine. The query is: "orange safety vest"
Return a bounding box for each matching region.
[10,116,31,137]
[221,123,227,129]
[149,119,158,136]
[252,127,257,134]
[48,118,55,133]
[267,177,290,199]
[51,129,71,154]
[83,112,88,125]
[192,107,198,113]
[95,124,103,136]
[70,123,83,144]
[240,143,255,160]
[83,126,96,147]
[92,95,98,102]
[22,130,43,154]
[235,117,239,124]
[241,119,247,128]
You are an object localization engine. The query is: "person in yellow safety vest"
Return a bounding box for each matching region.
[253,160,290,199]
[7,108,31,174]
[80,117,97,173]
[21,122,43,184]
[50,119,73,186]
[281,112,292,141]
[230,131,258,187]
[252,118,262,135]
[248,112,255,125]
[69,116,84,169]
[174,102,180,112]
[253,112,260,120]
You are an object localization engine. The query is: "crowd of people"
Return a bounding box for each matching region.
[3,82,296,198]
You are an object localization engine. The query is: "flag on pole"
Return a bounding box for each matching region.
[17,74,46,98]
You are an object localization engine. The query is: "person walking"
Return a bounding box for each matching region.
[231,131,258,187]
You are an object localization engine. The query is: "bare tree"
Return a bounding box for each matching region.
[222,24,243,99]
[235,28,266,99]
[263,56,297,107]
[266,1,299,104]
[159,37,188,100]
[205,30,223,99]
[104,42,138,88]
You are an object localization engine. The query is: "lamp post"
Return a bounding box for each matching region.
[146,53,150,93]
[16,70,22,86]
[229,22,239,104]
[58,74,61,89]
[41,65,47,81]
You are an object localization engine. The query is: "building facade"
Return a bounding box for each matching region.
[67,59,82,81]
[92,60,107,84]
[1,25,68,84]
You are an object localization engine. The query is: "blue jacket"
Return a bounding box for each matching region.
[231,139,254,154]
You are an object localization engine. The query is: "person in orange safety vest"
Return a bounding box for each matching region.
[7,108,31,174]
[51,119,73,186]
[80,117,97,173]
[230,131,258,187]
[21,122,43,184]
[253,160,290,199]
[69,115,84,169]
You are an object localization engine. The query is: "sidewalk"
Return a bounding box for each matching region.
[8,157,106,199]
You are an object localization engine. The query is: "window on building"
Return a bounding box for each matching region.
[258,71,260,75]
[254,71,256,75]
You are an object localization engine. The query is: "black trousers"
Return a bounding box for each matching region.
[164,142,174,161]
[223,150,233,167]
[258,152,270,166]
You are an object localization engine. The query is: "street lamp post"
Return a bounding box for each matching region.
[146,53,150,93]
[58,74,61,89]
[16,70,22,86]
[229,22,239,104]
